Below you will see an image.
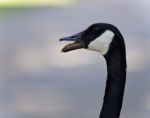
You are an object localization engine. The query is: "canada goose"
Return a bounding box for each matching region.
[60,23,127,118]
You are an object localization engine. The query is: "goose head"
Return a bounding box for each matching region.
[60,23,125,56]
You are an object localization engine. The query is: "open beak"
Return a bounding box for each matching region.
[60,31,85,52]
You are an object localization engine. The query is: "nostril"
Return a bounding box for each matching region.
[71,36,76,38]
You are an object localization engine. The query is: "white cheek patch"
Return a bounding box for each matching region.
[88,30,114,55]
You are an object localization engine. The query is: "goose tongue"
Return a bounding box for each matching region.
[61,41,85,52]
[60,31,85,52]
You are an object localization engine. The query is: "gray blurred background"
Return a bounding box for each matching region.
[0,0,150,118]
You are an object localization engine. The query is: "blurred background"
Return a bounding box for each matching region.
[0,0,150,118]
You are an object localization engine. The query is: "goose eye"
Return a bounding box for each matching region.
[93,27,99,32]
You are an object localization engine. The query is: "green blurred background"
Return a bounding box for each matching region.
[0,0,150,118]
[0,0,77,7]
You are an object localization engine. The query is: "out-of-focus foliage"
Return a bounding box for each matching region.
[0,0,77,7]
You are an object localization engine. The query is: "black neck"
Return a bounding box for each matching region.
[99,38,127,118]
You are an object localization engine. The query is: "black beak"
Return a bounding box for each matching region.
[60,31,85,52]
[60,31,84,41]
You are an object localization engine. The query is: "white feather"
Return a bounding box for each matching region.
[88,30,114,55]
